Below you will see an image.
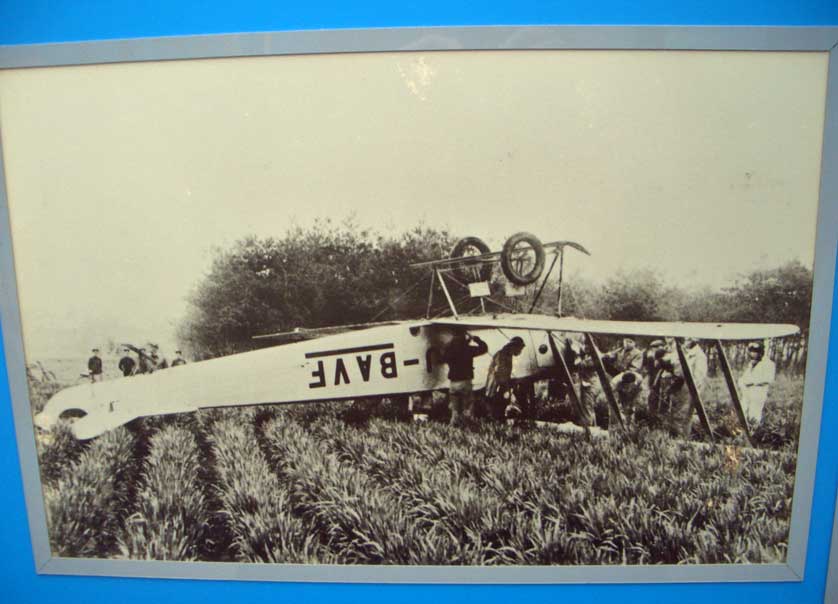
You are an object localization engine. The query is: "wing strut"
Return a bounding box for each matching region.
[556,247,565,316]
[583,333,625,429]
[436,269,458,318]
[674,340,715,443]
[425,272,435,318]
[528,252,559,313]
[713,340,754,446]
[546,332,591,440]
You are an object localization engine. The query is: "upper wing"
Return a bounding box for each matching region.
[430,313,800,340]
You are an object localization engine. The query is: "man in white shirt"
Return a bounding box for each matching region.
[738,341,776,424]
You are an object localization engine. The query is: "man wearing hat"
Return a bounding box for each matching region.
[171,350,187,367]
[738,341,776,424]
[603,338,644,375]
[148,343,168,371]
[87,348,103,382]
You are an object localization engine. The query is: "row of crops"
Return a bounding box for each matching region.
[36,394,797,565]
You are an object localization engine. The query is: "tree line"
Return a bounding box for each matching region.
[177,221,813,359]
[553,262,812,329]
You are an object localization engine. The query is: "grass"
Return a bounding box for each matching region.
[703,373,803,449]
[117,425,209,560]
[300,416,793,564]
[33,366,805,565]
[43,427,140,558]
[262,414,458,564]
[207,411,330,563]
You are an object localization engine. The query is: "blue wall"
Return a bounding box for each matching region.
[2,2,837,603]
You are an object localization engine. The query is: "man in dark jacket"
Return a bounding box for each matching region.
[441,330,488,426]
[87,348,103,382]
[118,349,136,377]
[485,336,526,420]
[603,338,644,375]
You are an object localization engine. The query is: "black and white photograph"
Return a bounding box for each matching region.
[0,48,828,568]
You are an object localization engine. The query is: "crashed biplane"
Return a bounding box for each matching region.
[33,232,799,443]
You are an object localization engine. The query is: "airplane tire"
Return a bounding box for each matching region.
[449,236,493,283]
[501,232,546,285]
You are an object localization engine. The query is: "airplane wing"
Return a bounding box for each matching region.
[34,312,798,441]
[252,320,404,342]
[35,320,435,440]
[429,313,800,340]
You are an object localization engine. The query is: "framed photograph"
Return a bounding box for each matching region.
[1,25,836,585]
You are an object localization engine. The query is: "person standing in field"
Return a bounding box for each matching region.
[644,339,666,415]
[149,344,168,371]
[651,338,707,438]
[118,349,136,377]
[87,348,103,383]
[738,341,776,425]
[442,330,488,426]
[545,335,584,409]
[683,338,709,395]
[136,348,150,374]
[485,336,526,420]
[603,337,644,376]
[576,346,606,427]
[171,350,187,367]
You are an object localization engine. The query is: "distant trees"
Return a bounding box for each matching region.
[177,220,456,357]
[558,261,812,330]
[718,260,813,329]
[598,269,683,322]
[177,220,813,358]
[549,270,698,323]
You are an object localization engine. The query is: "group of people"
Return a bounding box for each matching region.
[85,345,188,382]
[438,328,778,436]
[437,330,533,426]
[438,330,528,426]
[587,336,776,434]
[579,337,704,436]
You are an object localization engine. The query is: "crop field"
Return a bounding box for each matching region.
[29,370,802,566]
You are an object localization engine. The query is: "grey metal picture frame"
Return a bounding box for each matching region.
[824,489,838,602]
[1,25,836,584]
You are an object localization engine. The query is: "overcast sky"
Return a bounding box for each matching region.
[0,50,827,359]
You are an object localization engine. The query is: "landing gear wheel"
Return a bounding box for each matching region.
[501,232,546,285]
[449,236,493,283]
